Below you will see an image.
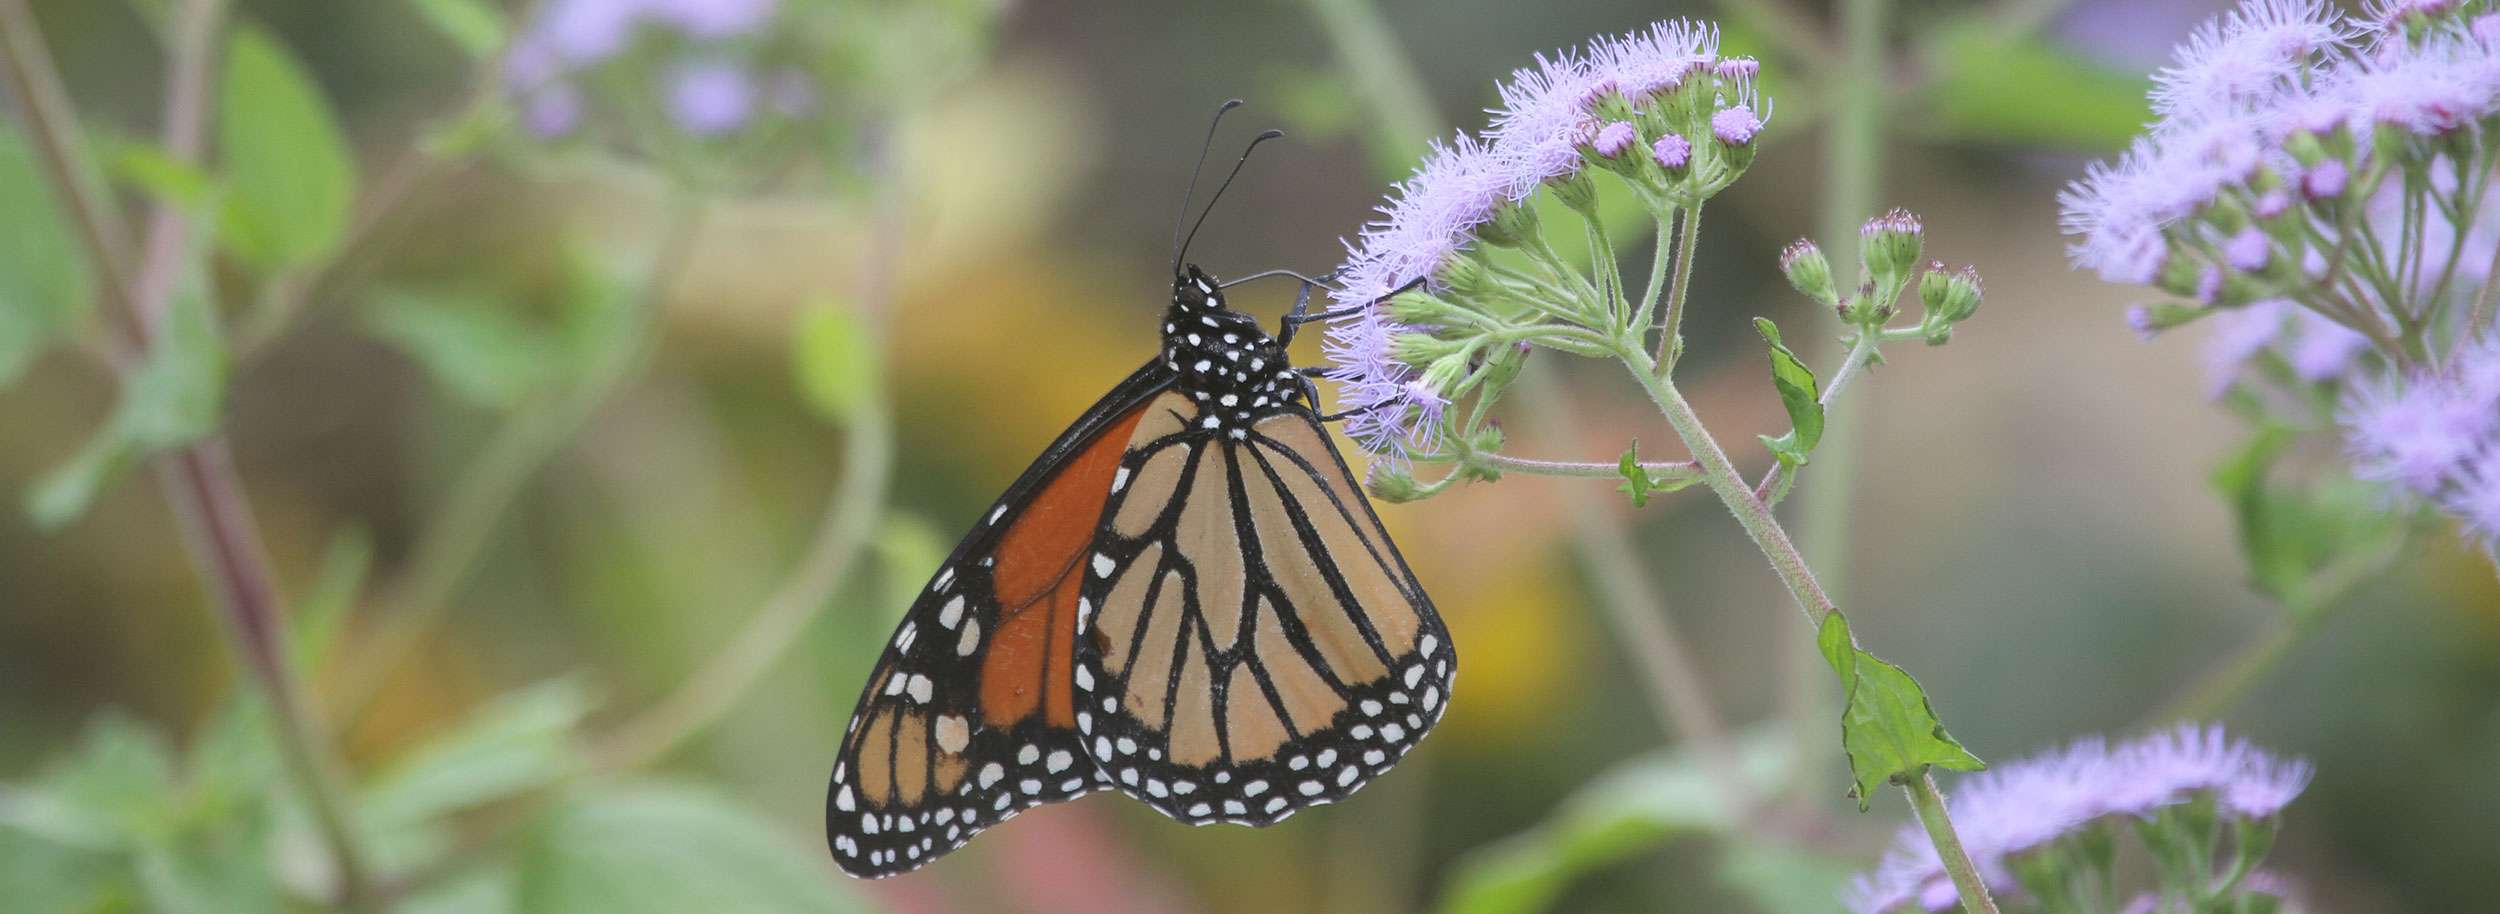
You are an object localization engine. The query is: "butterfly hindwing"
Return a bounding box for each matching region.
[1073,392,1455,825]
[826,362,1176,877]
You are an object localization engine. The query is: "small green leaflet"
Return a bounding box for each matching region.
[218,25,356,273]
[1618,442,1657,507]
[1752,318,1822,470]
[1817,612,1983,809]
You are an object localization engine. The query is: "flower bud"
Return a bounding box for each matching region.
[1779,238,1838,306]
[1917,262,1982,344]
[1592,120,1638,158]
[1388,329,1463,365]
[1650,133,1692,171]
[1859,208,1925,284]
[1710,105,1761,147]
[1366,464,1431,503]
[1477,197,1541,248]
[1550,169,1602,216]
[1433,251,1494,301]
[2224,227,2272,272]
[2300,158,2348,200]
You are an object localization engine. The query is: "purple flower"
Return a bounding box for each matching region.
[667,62,755,136]
[1592,120,1637,157]
[2127,305,2163,340]
[524,84,586,138]
[1711,105,1762,145]
[1714,56,1759,81]
[2225,226,2273,271]
[1844,726,2311,914]
[1651,134,1691,169]
[2300,158,2349,198]
[2150,0,2348,118]
[2284,310,2369,381]
[2444,448,2500,556]
[1326,19,1747,458]
[532,0,648,63]
[643,0,777,37]
[2342,366,2499,496]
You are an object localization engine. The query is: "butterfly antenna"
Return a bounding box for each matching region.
[1172,99,1245,278]
[1177,128,1283,273]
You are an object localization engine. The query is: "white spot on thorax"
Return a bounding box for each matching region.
[1046,750,1074,773]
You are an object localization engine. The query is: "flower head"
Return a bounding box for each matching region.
[1711,105,1762,145]
[667,62,756,136]
[2342,366,2499,496]
[1845,725,2310,914]
[1651,133,1692,169]
[1592,120,1638,157]
[2151,0,2349,118]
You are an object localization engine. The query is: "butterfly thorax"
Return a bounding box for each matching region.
[1160,264,1303,440]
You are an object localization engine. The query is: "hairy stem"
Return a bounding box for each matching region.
[1904,769,2005,914]
[1618,347,1837,625]
[1654,203,1704,370]
[1460,450,1698,481]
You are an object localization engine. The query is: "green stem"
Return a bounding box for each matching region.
[4,0,376,907]
[2467,216,2500,339]
[2148,529,2406,725]
[1618,348,1837,624]
[1460,450,1698,482]
[1655,203,1704,370]
[339,192,708,719]
[1636,210,1675,337]
[1905,770,2005,914]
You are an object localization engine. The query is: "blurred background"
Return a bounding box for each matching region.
[1,0,2495,912]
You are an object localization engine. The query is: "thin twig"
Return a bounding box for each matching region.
[1654,204,1703,370]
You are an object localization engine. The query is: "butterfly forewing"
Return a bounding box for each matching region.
[826,364,1174,877]
[1074,394,1455,825]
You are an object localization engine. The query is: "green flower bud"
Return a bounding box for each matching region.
[1918,262,1982,343]
[1366,464,1432,503]
[1477,340,1530,401]
[1436,252,1495,302]
[1551,170,1602,217]
[1779,238,1838,307]
[1389,330,1465,366]
[1859,208,1926,286]
[1478,197,1542,248]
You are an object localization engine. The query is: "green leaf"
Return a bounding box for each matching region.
[403,0,508,58]
[25,431,133,533]
[109,140,221,215]
[1818,612,1983,810]
[1753,318,1822,464]
[0,127,95,385]
[218,25,356,272]
[362,678,597,835]
[133,821,282,914]
[1920,19,2154,150]
[363,287,564,411]
[1439,731,1793,914]
[35,711,180,847]
[515,783,873,914]
[1616,442,1656,507]
[0,827,135,914]
[23,261,224,531]
[396,867,517,914]
[291,527,374,676]
[794,303,882,424]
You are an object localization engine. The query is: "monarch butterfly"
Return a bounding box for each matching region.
[824,105,1454,878]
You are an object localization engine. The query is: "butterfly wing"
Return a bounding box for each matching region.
[827,361,1176,877]
[1073,395,1454,824]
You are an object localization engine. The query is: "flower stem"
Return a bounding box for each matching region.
[2466,218,2500,339]
[1654,203,1704,370]
[1459,450,1699,482]
[1617,347,1837,625]
[1636,210,1675,336]
[1904,769,2005,914]
[3,0,375,906]
[2147,528,2405,725]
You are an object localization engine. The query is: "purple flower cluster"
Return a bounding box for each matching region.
[2060,0,2500,291]
[1322,20,1763,459]
[1845,725,2312,914]
[506,0,783,139]
[2343,332,2500,550]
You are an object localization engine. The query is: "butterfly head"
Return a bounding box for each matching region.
[1161,264,1303,434]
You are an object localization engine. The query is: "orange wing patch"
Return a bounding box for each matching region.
[980,404,1150,728]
